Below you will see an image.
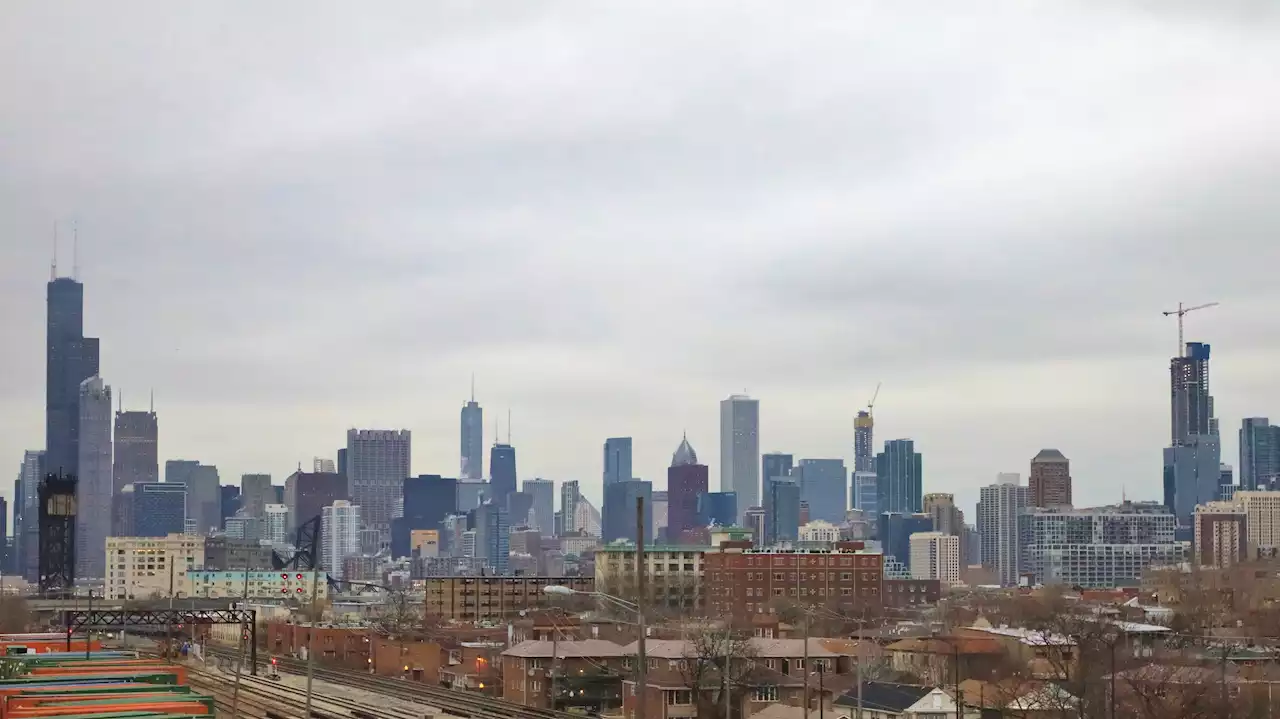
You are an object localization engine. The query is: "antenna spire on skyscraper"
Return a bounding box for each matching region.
[149,388,154,413]
[72,220,79,280]
[508,408,512,444]
[51,221,59,280]
[471,373,475,403]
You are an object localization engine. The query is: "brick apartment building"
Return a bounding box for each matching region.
[501,639,629,711]
[703,545,884,618]
[882,578,941,609]
[423,576,594,620]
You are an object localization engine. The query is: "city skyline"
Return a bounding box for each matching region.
[3,3,1280,524]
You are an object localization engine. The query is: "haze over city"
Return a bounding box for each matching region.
[3,1,1280,517]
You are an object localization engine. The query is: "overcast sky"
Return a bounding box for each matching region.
[3,1,1279,521]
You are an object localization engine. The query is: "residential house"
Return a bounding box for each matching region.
[501,639,629,712]
[834,682,981,719]
[883,635,1007,686]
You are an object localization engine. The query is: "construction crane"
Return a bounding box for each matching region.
[866,381,881,417]
[1162,302,1219,355]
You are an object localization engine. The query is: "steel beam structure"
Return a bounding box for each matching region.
[63,608,258,674]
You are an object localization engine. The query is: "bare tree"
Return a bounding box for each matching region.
[673,622,757,719]
[0,597,31,633]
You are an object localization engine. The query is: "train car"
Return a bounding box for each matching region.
[22,668,186,685]
[9,690,215,711]
[4,693,204,718]
[0,642,101,657]
[15,713,205,719]
[26,664,173,676]
[13,655,135,664]
[0,672,186,691]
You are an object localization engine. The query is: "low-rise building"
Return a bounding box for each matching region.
[703,545,883,618]
[423,576,594,621]
[105,534,206,600]
[188,570,328,601]
[594,544,705,612]
[882,579,940,608]
[1193,501,1247,567]
[501,639,629,711]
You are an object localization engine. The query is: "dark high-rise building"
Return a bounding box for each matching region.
[698,491,737,528]
[761,452,793,546]
[46,276,100,478]
[507,490,533,528]
[129,482,187,537]
[239,473,273,520]
[878,512,933,571]
[854,410,874,473]
[1029,449,1072,508]
[460,390,483,480]
[346,429,411,538]
[490,443,517,506]
[767,480,800,544]
[0,496,6,573]
[284,471,348,533]
[603,479,652,543]
[336,448,347,477]
[392,475,458,558]
[113,409,158,491]
[19,450,44,582]
[471,500,509,574]
[876,439,923,515]
[668,435,708,543]
[796,458,847,524]
[166,460,220,535]
[219,485,240,529]
[521,478,554,535]
[1240,418,1280,491]
[1165,342,1221,527]
[603,437,633,486]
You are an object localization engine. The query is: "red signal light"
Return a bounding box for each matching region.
[281,573,288,580]
[296,573,304,580]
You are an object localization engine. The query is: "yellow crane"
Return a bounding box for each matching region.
[866,381,881,418]
[1162,302,1219,355]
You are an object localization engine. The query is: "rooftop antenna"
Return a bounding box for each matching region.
[470,373,476,403]
[508,408,512,444]
[51,221,59,280]
[118,390,123,413]
[72,219,79,280]
[1162,301,1219,356]
[149,388,154,413]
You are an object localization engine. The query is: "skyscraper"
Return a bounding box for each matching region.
[761,452,793,545]
[1164,342,1221,527]
[1240,418,1280,491]
[853,410,874,473]
[698,492,737,527]
[19,450,43,581]
[507,491,534,528]
[321,500,361,579]
[522,478,555,535]
[668,435,708,542]
[472,500,509,575]
[1028,449,1072,508]
[767,480,801,544]
[460,387,483,480]
[130,482,188,537]
[239,473,273,520]
[46,275,100,479]
[603,479,652,543]
[113,408,158,490]
[489,443,517,506]
[166,460,220,534]
[283,471,347,533]
[719,394,760,521]
[851,471,878,515]
[923,492,965,567]
[392,475,457,558]
[877,512,933,571]
[977,474,1029,587]
[75,376,112,578]
[603,437,633,485]
[346,429,411,537]
[561,480,581,534]
[219,485,240,529]
[876,439,923,515]
[795,459,847,524]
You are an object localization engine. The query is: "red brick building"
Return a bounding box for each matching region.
[703,546,883,618]
[882,578,940,608]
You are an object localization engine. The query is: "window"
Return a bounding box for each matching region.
[668,690,694,705]
[753,686,778,702]
[842,588,852,596]
[531,681,541,692]
[840,572,852,581]
[774,572,784,581]
[528,659,544,669]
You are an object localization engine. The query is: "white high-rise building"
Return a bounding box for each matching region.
[799,520,841,544]
[321,500,362,580]
[345,429,411,539]
[264,504,289,545]
[76,376,112,579]
[910,531,960,585]
[719,394,760,522]
[561,481,580,534]
[977,474,1029,587]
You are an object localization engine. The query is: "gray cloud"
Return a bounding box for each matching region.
[2,1,1279,516]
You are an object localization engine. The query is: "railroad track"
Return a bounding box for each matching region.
[201,645,579,719]
[189,665,427,719]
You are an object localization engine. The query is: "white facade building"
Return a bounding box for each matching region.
[977,474,1029,587]
[264,503,289,545]
[798,520,842,544]
[719,394,760,521]
[76,376,113,579]
[909,531,960,585]
[321,500,362,580]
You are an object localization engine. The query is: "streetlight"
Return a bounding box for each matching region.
[544,585,645,719]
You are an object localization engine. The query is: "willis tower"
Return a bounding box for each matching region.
[46,263,99,478]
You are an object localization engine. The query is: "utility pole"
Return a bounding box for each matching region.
[723,625,732,719]
[802,600,810,715]
[230,549,252,719]
[635,497,647,719]
[304,568,321,719]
